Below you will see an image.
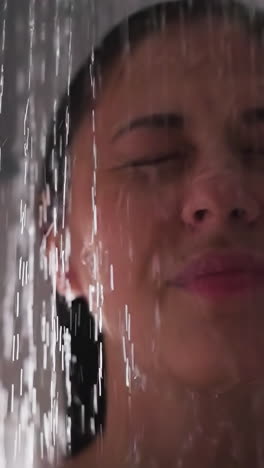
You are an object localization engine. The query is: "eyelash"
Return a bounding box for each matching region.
[124,153,181,169]
[112,145,264,173]
[241,147,264,156]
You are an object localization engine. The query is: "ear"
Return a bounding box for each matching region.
[43,224,83,301]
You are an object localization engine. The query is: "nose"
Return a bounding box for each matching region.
[181,169,260,230]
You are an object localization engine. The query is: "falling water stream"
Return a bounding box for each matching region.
[2,1,264,467]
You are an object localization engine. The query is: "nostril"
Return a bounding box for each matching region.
[194,209,207,222]
[231,208,246,219]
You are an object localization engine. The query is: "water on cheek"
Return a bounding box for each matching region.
[129,168,184,223]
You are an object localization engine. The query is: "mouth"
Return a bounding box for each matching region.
[166,250,264,298]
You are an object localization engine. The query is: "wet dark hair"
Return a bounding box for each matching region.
[40,0,264,460]
[40,0,264,234]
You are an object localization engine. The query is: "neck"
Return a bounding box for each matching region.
[103,336,264,468]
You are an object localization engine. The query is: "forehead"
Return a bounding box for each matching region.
[75,17,264,148]
[98,17,264,106]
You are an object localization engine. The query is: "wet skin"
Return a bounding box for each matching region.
[55,16,264,468]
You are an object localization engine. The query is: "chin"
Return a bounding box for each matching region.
[161,333,264,394]
[159,290,264,386]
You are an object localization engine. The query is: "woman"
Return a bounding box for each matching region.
[40,0,264,466]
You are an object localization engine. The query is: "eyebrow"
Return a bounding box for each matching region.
[241,107,264,125]
[112,112,184,141]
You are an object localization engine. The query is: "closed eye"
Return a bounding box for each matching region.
[241,146,264,156]
[113,152,182,170]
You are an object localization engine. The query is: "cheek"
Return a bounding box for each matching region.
[69,169,184,332]
[96,186,151,294]
[96,178,182,283]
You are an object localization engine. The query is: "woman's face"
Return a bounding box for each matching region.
[67,16,264,390]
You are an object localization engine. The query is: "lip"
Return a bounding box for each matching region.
[167,250,264,297]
